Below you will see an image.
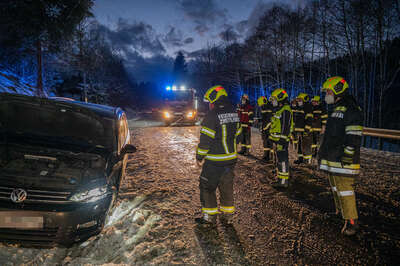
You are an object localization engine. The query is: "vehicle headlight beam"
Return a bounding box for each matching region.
[70,185,109,203]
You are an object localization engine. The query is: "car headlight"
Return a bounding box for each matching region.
[187,111,194,118]
[164,111,171,118]
[70,185,109,203]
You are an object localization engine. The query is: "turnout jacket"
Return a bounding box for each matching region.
[293,103,313,132]
[197,98,242,166]
[238,102,254,128]
[292,105,305,131]
[260,102,273,131]
[311,104,328,131]
[318,96,363,176]
[269,103,293,143]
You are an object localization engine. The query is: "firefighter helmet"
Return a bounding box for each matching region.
[322,76,349,95]
[297,93,310,102]
[204,85,228,103]
[257,96,268,107]
[270,88,288,102]
[311,95,320,102]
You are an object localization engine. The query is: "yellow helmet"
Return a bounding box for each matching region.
[297,93,309,102]
[270,88,288,102]
[204,85,228,103]
[311,95,320,102]
[322,76,349,95]
[257,96,268,106]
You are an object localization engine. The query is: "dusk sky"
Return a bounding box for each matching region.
[93,0,307,82]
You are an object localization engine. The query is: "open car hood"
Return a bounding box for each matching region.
[0,93,115,152]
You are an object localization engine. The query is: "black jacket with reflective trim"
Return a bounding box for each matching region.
[293,103,312,130]
[260,102,273,130]
[196,97,240,166]
[311,104,327,129]
[292,105,304,129]
[318,96,363,173]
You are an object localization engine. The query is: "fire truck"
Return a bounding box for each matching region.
[161,85,198,126]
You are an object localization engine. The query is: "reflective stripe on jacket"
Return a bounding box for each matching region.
[269,104,293,142]
[318,96,363,176]
[238,102,254,126]
[197,98,241,165]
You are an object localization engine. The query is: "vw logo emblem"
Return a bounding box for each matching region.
[10,189,27,203]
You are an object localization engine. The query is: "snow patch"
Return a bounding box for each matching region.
[0,197,161,265]
[0,71,36,96]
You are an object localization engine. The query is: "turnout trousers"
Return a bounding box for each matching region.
[328,174,358,220]
[293,130,302,156]
[199,161,235,216]
[276,142,289,184]
[296,131,313,162]
[262,130,273,154]
[241,125,251,150]
[312,129,322,156]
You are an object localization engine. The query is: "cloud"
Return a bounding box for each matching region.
[219,26,240,42]
[163,27,185,47]
[94,20,173,83]
[235,20,249,34]
[243,0,310,37]
[174,0,227,35]
[162,27,195,48]
[99,18,166,56]
[184,37,194,44]
[194,25,210,36]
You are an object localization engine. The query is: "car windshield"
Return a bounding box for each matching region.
[164,90,192,103]
[0,99,114,151]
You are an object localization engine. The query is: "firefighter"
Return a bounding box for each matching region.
[195,85,242,226]
[293,93,313,164]
[291,98,302,152]
[290,99,298,149]
[269,88,293,188]
[310,96,327,158]
[318,76,363,236]
[257,96,273,162]
[237,94,254,155]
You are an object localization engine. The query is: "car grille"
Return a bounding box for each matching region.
[0,227,59,244]
[0,186,71,204]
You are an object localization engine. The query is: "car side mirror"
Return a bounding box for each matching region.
[120,144,137,158]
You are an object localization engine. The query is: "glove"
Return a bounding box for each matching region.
[263,122,271,132]
[196,154,204,162]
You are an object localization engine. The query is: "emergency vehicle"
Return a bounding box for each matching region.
[161,85,198,126]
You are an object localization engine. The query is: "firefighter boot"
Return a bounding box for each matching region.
[220,213,234,225]
[294,157,304,164]
[272,179,289,189]
[195,213,217,227]
[341,219,359,236]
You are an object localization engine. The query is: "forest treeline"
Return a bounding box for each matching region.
[0,0,399,131]
[0,1,138,107]
[190,0,400,130]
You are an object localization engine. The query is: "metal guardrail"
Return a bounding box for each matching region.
[363,127,400,140]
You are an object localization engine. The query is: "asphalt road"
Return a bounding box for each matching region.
[121,121,400,265]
